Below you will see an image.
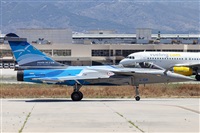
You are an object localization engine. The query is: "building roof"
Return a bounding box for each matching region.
[73,33,200,39]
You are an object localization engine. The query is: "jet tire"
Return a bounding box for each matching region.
[135,96,140,101]
[79,91,83,100]
[195,75,200,81]
[71,92,83,101]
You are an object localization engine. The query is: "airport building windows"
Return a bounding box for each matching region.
[0,38,4,44]
[187,50,200,52]
[122,50,143,57]
[41,50,53,56]
[92,50,113,56]
[0,50,12,58]
[115,50,122,56]
[162,50,183,52]
[53,50,71,56]
[146,50,156,51]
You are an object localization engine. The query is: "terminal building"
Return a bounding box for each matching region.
[0,28,200,68]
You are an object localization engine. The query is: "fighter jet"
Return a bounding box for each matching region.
[5,33,194,101]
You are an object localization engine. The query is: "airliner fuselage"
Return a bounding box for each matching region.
[120,52,200,80]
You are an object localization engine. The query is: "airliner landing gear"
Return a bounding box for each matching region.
[71,84,83,101]
[194,69,200,81]
[134,86,140,101]
[195,74,200,81]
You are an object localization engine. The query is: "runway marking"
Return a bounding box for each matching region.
[19,103,35,133]
[153,103,200,114]
[157,103,200,114]
[103,103,144,133]
[173,105,200,114]
[115,112,144,133]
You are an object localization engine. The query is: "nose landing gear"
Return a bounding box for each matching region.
[71,84,83,101]
[134,86,140,101]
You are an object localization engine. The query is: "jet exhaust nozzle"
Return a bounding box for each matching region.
[17,71,24,81]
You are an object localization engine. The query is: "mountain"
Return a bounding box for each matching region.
[0,0,199,34]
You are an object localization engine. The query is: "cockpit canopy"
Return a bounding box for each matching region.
[123,62,164,70]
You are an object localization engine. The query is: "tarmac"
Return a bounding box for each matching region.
[0,69,17,77]
[0,98,199,133]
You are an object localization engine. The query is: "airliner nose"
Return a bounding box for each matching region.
[119,59,129,65]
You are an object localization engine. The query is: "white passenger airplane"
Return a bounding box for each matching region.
[119,51,200,81]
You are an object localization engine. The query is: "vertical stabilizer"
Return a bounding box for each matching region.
[6,33,66,69]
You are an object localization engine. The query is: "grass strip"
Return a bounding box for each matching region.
[1,84,199,98]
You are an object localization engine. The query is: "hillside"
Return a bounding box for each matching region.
[0,0,199,33]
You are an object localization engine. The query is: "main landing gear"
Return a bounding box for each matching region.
[195,74,200,81]
[71,84,83,101]
[194,68,200,81]
[70,84,142,101]
[134,86,140,101]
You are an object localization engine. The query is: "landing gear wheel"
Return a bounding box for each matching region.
[135,96,140,101]
[134,86,141,101]
[195,75,200,81]
[78,91,83,100]
[72,83,83,101]
[71,91,83,101]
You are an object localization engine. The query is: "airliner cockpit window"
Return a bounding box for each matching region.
[126,56,134,59]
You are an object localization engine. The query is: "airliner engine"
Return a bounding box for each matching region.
[173,67,193,76]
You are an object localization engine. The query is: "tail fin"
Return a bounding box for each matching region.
[6,33,66,69]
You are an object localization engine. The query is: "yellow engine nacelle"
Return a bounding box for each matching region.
[173,67,193,76]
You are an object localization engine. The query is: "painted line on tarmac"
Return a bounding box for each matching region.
[19,103,36,133]
[103,103,144,133]
[173,105,200,114]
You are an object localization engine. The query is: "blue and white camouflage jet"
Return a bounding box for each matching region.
[5,33,194,101]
